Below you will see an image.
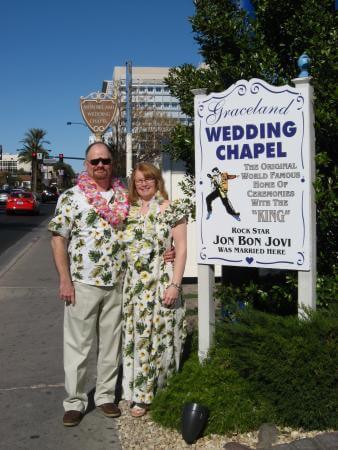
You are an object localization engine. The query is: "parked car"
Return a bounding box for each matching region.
[41,188,59,203]
[6,191,40,215]
[0,189,10,207]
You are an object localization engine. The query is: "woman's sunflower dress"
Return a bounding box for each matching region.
[122,194,187,405]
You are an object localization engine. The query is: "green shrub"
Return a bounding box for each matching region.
[317,268,338,308]
[215,273,298,317]
[151,348,275,434]
[215,305,338,430]
[215,267,337,317]
[151,306,338,434]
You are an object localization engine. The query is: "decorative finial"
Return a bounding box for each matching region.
[297,53,310,78]
[191,88,207,96]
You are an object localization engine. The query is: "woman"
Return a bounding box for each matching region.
[122,162,187,417]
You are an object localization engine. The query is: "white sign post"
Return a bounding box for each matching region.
[197,264,215,361]
[192,89,216,361]
[292,76,316,316]
[193,77,316,360]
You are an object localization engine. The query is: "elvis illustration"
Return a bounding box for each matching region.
[206,167,240,220]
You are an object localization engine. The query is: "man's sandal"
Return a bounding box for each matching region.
[130,403,147,418]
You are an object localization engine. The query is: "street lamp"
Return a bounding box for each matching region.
[66,121,87,128]
[66,121,94,155]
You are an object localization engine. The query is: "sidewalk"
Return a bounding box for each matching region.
[0,224,121,450]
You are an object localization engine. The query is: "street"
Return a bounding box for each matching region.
[0,203,56,255]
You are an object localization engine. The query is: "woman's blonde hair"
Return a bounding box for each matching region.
[128,162,168,204]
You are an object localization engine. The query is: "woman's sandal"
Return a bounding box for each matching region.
[130,403,147,418]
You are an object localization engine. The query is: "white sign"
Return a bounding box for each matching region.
[43,158,58,165]
[195,78,311,270]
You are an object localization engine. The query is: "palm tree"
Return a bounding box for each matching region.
[17,128,50,192]
[17,128,50,162]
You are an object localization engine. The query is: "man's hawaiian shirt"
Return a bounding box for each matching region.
[48,186,126,287]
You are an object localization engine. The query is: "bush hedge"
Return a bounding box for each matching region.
[216,305,338,430]
[150,305,338,434]
[215,267,338,317]
[151,348,275,434]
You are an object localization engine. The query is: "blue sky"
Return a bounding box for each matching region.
[0,0,200,172]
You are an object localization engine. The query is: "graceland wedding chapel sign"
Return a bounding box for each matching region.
[80,92,117,139]
[195,78,311,270]
[193,73,316,360]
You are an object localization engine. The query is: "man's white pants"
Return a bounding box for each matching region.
[63,281,122,412]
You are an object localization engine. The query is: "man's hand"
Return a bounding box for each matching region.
[59,279,75,305]
[51,234,75,305]
[164,246,176,263]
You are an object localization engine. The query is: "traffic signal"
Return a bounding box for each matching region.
[59,153,64,163]
[32,152,37,159]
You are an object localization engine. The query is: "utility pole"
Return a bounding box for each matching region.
[126,61,133,177]
[31,151,37,192]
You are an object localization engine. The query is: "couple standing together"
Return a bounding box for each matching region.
[48,142,187,426]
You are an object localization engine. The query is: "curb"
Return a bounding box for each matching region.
[0,215,51,281]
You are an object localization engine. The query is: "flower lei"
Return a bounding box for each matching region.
[77,171,129,227]
[135,191,165,209]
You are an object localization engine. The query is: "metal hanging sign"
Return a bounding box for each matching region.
[194,78,312,271]
[80,92,117,135]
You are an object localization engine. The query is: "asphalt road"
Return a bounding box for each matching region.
[0,203,56,256]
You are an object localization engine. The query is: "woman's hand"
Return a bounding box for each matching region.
[163,285,180,307]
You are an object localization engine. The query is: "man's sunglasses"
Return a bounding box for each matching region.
[89,158,112,166]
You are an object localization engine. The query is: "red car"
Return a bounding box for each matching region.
[6,191,40,215]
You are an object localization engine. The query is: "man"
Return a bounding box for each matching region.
[49,142,128,427]
[206,167,240,220]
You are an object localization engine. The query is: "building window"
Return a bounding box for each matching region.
[155,87,162,92]
[0,161,17,173]
[147,87,153,92]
